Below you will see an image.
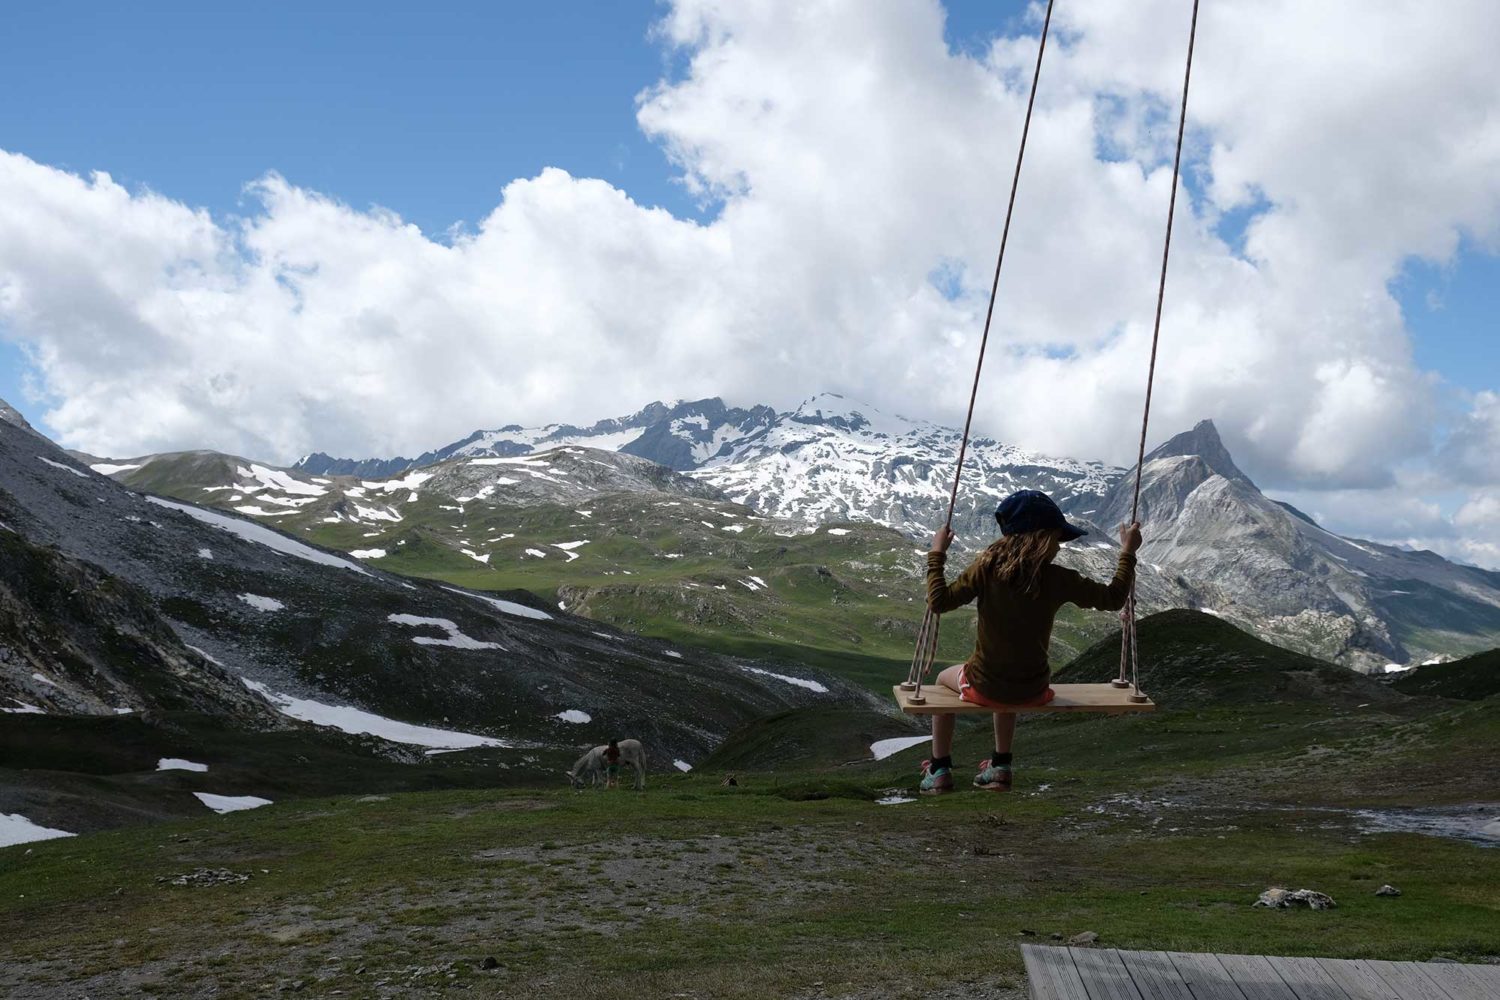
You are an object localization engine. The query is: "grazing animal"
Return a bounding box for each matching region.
[566,747,605,790]
[565,739,647,791]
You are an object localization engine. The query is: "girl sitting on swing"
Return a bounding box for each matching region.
[920,489,1142,794]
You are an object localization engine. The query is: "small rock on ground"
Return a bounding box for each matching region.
[158,868,251,887]
[1254,887,1336,910]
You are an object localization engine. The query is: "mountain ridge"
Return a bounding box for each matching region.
[73,392,1500,672]
[0,405,870,764]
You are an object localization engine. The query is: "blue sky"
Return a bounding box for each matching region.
[0,0,1494,462]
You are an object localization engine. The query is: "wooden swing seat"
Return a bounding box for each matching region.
[893,683,1154,716]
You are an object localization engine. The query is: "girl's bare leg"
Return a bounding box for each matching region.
[930,664,965,758]
[992,711,1016,754]
[931,712,955,759]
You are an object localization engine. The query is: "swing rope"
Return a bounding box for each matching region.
[1115,0,1200,701]
[907,0,1201,706]
[903,0,1057,702]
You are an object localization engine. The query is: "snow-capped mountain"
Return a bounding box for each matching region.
[694,394,1119,541]
[90,392,1500,672]
[296,399,779,479]
[299,392,1119,542]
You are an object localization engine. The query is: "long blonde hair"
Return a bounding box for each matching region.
[975,527,1060,597]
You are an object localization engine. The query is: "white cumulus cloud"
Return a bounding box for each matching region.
[1,0,1498,560]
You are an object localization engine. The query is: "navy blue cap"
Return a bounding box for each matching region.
[995,490,1088,541]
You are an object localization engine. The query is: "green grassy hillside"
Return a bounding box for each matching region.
[117,465,1121,693]
[698,706,922,773]
[1392,649,1500,701]
[1056,609,1403,707]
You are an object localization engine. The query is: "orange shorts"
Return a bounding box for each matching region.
[957,665,1056,710]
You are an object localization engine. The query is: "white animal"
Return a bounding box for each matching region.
[566,739,647,791]
[566,747,605,789]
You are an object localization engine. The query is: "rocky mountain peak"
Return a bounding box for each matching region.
[1144,419,1251,485]
[0,397,40,437]
[788,393,872,433]
[1097,418,1255,529]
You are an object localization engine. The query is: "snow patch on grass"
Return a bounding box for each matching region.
[555,710,591,724]
[674,759,692,772]
[552,540,589,562]
[352,503,402,523]
[233,505,294,517]
[242,678,510,748]
[157,758,209,772]
[193,793,272,814]
[739,665,829,693]
[238,464,326,497]
[361,471,433,493]
[90,462,141,475]
[0,813,76,847]
[350,548,387,559]
[869,735,929,761]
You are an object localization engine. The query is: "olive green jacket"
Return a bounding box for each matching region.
[925,549,1137,703]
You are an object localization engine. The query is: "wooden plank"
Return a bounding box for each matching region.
[1412,962,1498,1000]
[1262,955,1354,1000]
[1214,953,1301,1000]
[1069,948,1144,1000]
[894,682,1155,716]
[1023,944,1090,1000]
[1048,950,1500,1000]
[1362,961,1458,1000]
[1115,950,1195,1000]
[1167,951,1251,1000]
[1315,959,1404,1000]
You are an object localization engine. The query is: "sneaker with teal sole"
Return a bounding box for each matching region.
[919,760,954,796]
[974,761,1013,791]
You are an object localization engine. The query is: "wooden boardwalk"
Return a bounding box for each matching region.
[1022,945,1500,1000]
